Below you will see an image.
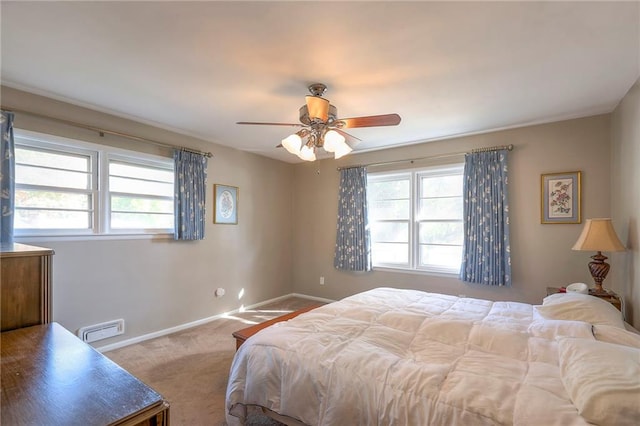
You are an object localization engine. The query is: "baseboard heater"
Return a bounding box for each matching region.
[78,319,125,343]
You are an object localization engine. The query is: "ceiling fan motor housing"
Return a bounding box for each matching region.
[299,104,337,125]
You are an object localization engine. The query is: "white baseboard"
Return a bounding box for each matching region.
[292,293,336,304]
[97,292,334,353]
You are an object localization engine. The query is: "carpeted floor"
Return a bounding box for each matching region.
[105,296,321,426]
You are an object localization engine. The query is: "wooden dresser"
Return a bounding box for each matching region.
[1,323,170,425]
[1,243,54,331]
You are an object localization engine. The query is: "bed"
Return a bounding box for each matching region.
[226,287,640,425]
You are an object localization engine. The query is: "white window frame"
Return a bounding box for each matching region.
[14,129,174,240]
[368,163,464,276]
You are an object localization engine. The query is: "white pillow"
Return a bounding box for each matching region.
[593,324,640,348]
[558,337,640,425]
[536,293,625,329]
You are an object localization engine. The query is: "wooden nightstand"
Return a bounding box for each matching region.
[546,286,622,311]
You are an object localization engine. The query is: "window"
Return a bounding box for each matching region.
[367,164,464,274]
[14,131,174,237]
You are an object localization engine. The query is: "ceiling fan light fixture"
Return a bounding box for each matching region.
[322,130,344,153]
[281,134,302,155]
[298,145,316,161]
[334,142,353,159]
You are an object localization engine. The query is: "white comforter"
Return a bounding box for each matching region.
[226,288,597,425]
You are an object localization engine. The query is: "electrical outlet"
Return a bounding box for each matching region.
[320,276,325,285]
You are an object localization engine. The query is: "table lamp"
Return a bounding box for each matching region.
[572,218,625,295]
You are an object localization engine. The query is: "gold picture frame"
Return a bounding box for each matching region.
[540,171,581,224]
[213,184,238,224]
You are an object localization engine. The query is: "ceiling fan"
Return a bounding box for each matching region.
[237,83,401,161]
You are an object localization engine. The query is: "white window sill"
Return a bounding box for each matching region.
[15,233,175,243]
[373,266,460,279]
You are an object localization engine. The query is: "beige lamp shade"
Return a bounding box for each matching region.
[305,96,330,122]
[572,218,625,252]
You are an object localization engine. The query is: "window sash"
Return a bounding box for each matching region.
[14,139,97,235]
[105,155,174,233]
[368,172,412,268]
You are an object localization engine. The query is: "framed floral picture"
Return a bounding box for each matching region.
[540,171,581,224]
[214,184,238,224]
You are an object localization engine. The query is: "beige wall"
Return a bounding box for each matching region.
[1,86,295,345]
[4,82,636,341]
[611,78,640,327]
[292,115,614,311]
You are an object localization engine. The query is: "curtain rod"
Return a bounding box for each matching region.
[336,144,513,171]
[1,106,213,158]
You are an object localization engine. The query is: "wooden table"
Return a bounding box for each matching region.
[232,304,323,350]
[1,323,169,426]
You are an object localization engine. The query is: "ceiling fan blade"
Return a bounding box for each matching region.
[305,96,330,122]
[340,113,401,128]
[237,121,302,127]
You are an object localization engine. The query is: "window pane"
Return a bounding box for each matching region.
[419,244,462,269]
[110,162,173,183]
[111,212,173,229]
[371,222,409,243]
[109,176,173,197]
[418,222,463,245]
[419,197,463,220]
[15,147,89,172]
[372,242,409,265]
[111,196,173,213]
[369,199,410,220]
[420,175,462,197]
[368,179,410,200]
[16,164,91,189]
[15,209,91,229]
[16,189,90,210]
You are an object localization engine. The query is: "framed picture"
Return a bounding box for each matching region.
[540,171,581,224]
[214,184,238,224]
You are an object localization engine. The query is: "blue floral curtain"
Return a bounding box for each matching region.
[334,166,372,272]
[174,150,208,240]
[0,111,15,244]
[460,149,511,286]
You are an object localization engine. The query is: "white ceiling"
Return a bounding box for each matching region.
[1,1,639,163]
